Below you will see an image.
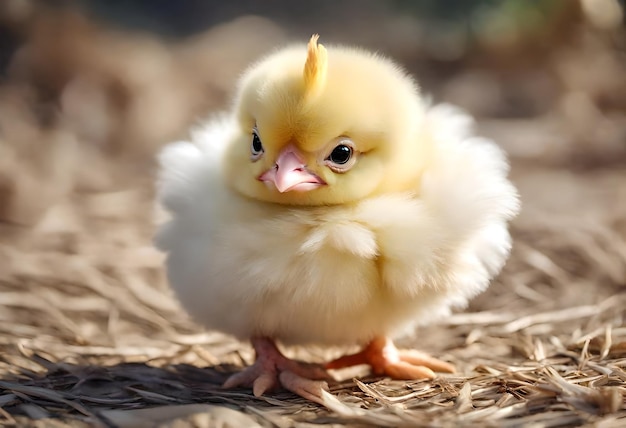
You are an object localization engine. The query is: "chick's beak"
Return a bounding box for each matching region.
[258,146,325,193]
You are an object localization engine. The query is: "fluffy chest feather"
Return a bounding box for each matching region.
[159,182,497,346]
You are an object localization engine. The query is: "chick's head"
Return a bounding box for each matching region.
[225,35,427,206]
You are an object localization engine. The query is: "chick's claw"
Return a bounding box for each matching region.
[223,337,329,403]
[326,336,455,380]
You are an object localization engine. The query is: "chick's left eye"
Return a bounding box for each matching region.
[328,144,352,164]
[323,139,357,173]
[250,130,264,161]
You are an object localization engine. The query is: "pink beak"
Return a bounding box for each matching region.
[258,146,325,193]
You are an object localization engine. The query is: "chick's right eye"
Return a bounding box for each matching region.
[250,130,264,161]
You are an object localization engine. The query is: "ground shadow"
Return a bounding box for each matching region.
[0,360,342,426]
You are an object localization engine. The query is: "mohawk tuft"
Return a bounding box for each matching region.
[302,34,327,101]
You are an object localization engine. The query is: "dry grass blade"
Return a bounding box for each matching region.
[0,381,94,417]
[501,295,626,334]
[454,383,474,413]
[319,390,404,426]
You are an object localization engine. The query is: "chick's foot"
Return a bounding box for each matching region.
[326,336,455,380]
[223,337,329,405]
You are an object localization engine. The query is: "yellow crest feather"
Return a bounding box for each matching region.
[303,34,327,99]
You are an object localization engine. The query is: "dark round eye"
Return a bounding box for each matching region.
[327,144,352,165]
[251,129,264,160]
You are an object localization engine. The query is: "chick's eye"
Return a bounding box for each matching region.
[328,144,352,165]
[250,129,264,161]
[324,139,357,173]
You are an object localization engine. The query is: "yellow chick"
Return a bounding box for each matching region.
[156,35,519,404]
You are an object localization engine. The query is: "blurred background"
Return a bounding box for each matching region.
[0,0,624,226]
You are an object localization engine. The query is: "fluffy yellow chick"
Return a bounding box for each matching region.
[156,35,519,404]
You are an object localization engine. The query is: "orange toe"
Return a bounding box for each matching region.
[384,360,436,380]
[399,349,456,374]
[326,337,454,380]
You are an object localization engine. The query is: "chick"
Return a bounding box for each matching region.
[156,35,519,404]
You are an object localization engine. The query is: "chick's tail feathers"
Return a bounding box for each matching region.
[157,115,234,213]
[154,115,234,251]
[421,103,520,239]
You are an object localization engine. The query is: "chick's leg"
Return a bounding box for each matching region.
[223,337,329,404]
[326,337,455,379]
